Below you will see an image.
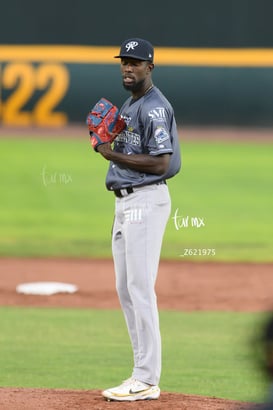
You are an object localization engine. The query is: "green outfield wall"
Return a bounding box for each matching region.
[0,0,272,127]
[0,46,272,127]
[1,0,272,48]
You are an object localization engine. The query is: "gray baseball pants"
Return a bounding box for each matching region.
[112,183,171,386]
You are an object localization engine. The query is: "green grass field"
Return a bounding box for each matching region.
[0,306,269,402]
[0,137,272,261]
[0,136,272,403]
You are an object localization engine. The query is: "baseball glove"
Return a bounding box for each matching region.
[86,98,126,151]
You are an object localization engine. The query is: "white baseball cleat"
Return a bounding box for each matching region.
[102,378,160,401]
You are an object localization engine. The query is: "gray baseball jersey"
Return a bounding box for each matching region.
[105,86,181,190]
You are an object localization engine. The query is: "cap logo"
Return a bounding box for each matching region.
[125,41,138,52]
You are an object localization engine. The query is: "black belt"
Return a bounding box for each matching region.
[114,180,166,198]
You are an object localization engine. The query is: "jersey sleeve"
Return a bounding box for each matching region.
[143,106,174,156]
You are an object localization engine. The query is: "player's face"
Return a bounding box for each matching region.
[120,58,153,94]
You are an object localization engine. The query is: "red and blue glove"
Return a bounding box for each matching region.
[86,98,126,151]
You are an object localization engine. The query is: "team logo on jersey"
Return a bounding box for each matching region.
[148,107,166,121]
[125,41,139,51]
[154,126,169,144]
[121,114,131,126]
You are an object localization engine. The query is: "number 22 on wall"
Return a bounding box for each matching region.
[0,62,69,127]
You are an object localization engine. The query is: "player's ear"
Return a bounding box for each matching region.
[147,63,154,72]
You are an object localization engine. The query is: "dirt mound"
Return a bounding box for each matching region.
[0,388,259,410]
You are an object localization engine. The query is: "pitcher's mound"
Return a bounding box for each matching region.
[0,388,258,410]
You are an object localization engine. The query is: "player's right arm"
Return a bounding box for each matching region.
[97,143,170,175]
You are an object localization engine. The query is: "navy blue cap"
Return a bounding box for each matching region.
[114,38,154,62]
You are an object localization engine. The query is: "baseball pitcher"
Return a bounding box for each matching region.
[87,37,182,402]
